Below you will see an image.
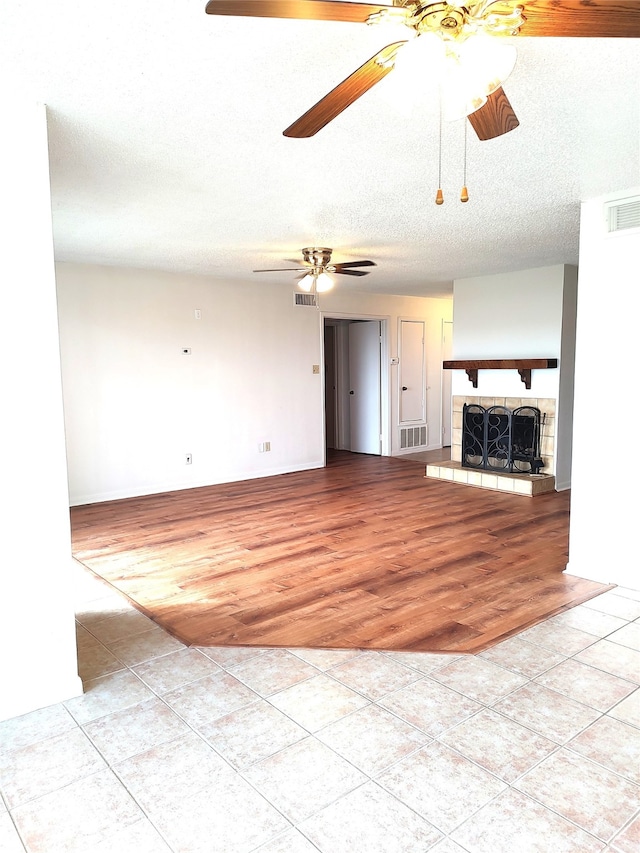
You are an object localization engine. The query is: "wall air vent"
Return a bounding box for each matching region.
[294,292,318,307]
[400,425,427,450]
[605,196,640,233]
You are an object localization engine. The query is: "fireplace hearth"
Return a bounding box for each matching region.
[462,403,545,475]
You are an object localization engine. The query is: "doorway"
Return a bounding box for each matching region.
[323,317,386,457]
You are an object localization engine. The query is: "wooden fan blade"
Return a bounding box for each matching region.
[253,267,302,272]
[467,87,519,141]
[335,268,370,276]
[204,0,391,23]
[519,0,640,38]
[283,41,407,137]
[333,260,376,269]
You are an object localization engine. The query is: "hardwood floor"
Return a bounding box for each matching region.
[70,451,611,653]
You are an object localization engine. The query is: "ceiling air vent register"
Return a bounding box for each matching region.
[605,196,640,233]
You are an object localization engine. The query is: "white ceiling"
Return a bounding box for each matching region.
[3,1,639,297]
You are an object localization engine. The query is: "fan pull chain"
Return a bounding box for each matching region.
[460,119,469,203]
[436,98,444,205]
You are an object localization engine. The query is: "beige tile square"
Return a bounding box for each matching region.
[378,677,482,736]
[76,625,125,681]
[493,682,600,743]
[535,658,637,712]
[440,709,557,783]
[451,787,603,853]
[268,673,368,732]
[378,741,506,834]
[480,473,498,490]
[610,813,640,853]
[82,608,158,646]
[107,625,185,667]
[608,622,640,652]
[289,647,362,670]
[64,669,155,724]
[584,591,640,621]
[242,737,367,823]
[11,768,142,853]
[227,648,318,696]
[162,671,258,729]
[316,704,430,776]
[575,639,640,684]
[550,605,627,638]
[0,811,30,853]
[0,703,76,752]
[199,699,307,769]
[382,651,461,675]
[131,647,222,694]
[515,748,640,841]
[299,780,443,853]
[114,731,236,815]
[430,656,528,705]
[609,687,640,727]
[83,697,189,764]
[81,818,173,852]
[149,772,290,852]
[517,619,598,656]
[0,726,106,808]
[480,635,566,678]
[195,645,267,668]
[568,715,640,783]
[329,651,422,700]
[255,828,324,853]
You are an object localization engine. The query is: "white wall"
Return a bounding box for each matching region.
[451,264,577,484]
[0,104,82,722]
[56,263,452,504]
[568,189,640,588]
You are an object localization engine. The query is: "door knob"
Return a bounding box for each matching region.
[349,390,355,395]
[402,386,408,391]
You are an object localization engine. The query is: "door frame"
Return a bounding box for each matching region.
[321,312,390,465]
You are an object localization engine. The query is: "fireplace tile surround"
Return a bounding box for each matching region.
[427,396,557,496]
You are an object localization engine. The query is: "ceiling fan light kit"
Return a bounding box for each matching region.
[254,247,377,294]
[206,0,640,141]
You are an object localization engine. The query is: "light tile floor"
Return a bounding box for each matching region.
[1,565,639,853]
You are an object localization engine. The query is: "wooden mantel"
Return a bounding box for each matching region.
[442,358,558,390]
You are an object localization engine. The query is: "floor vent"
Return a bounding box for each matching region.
[400,425,427,449]
[294,292,318,307]
[605,196,640,232]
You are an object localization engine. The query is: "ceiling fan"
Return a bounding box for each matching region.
[253,246,376,291]
[205,0,640,141]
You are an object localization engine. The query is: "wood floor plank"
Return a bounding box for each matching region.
[70,450,611,653]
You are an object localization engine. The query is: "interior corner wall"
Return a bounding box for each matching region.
[0,103,82,722]
[451,265,576,482]
[567,189,640,588]
[55,264,452,504]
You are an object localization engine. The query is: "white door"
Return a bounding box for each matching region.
[442,320,453,446]
[348,320,381,455]
[399,320,425,423]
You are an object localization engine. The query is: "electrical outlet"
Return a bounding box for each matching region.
[185,453,192,464]
[258,442,271,453]
[194,309,201,320]
[312,364,320,374]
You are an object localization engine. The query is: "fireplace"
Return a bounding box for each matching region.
[425,396,557,496]
[462,403,545,475]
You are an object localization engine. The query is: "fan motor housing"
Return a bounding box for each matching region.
[302,247,333,267]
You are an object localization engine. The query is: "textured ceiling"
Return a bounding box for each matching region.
[3,1,639,297]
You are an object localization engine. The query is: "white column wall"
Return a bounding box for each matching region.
[451,264,577,483]
[0,104,81,722]
[568,189,640,588]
